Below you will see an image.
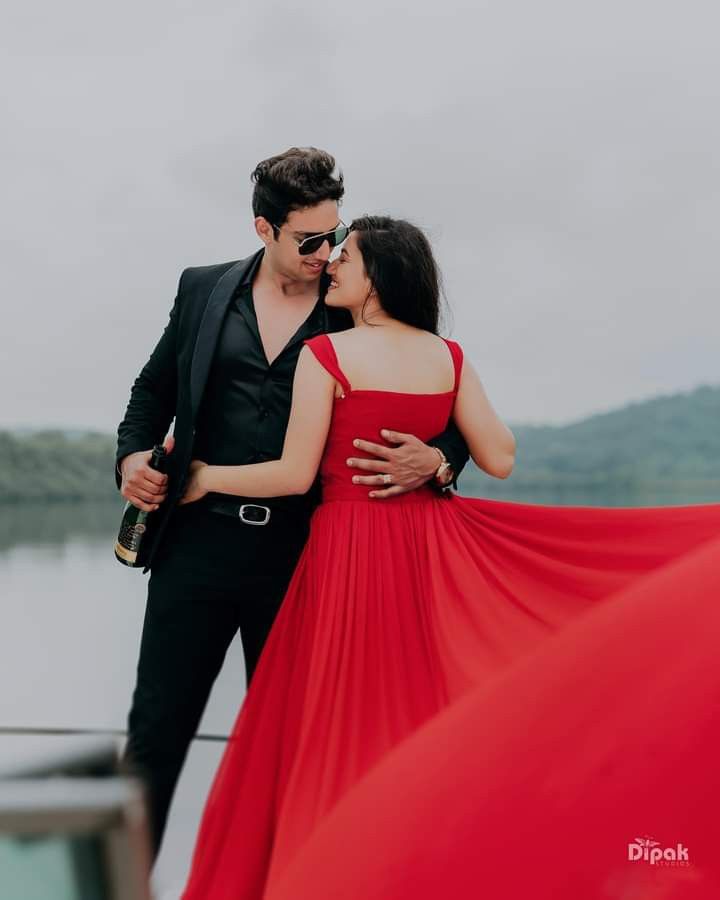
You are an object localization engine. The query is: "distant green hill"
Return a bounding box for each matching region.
[1,383,718,503]
[461,383,720,501]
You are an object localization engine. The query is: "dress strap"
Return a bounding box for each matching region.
[442,338,464,393]
[303,334,352,395]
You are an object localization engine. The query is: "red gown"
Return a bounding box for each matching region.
[181,334,720,900]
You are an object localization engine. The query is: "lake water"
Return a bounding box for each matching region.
[2,485,718,897]
[0,501,247,899]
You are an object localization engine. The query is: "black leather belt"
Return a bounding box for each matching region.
[196,493,313,526]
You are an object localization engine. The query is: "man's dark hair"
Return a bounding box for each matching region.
[251,147,345,228]
[351,216,447,334]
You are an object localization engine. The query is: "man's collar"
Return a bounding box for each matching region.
[239,247,265,288]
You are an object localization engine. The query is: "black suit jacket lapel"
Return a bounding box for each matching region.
[189,250,262,422]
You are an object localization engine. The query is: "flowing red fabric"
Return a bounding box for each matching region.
[265,533,720,900]
[181,334,720,900]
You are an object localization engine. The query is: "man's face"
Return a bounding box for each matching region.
[261,200,341,283]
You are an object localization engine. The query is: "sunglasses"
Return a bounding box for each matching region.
[271,221,352,256]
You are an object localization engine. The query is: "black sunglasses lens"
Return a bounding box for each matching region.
[299,235,324,256]
[298,226,350,255]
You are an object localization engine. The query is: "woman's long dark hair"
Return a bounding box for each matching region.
[350,216,448,334]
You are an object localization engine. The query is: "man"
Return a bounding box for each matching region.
[115,147,469,857]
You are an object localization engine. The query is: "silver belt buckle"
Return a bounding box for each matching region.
[238,503,271,525]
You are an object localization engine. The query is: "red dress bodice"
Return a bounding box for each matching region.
[303,333,463,503]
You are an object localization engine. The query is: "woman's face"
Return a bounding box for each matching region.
[324,232,375,311]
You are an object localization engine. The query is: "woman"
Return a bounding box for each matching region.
[180,216,720,898]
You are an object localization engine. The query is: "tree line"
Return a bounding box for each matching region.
[2,384,718,503]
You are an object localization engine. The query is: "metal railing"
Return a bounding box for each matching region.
[0,740,154,900]
[0,725,228,742]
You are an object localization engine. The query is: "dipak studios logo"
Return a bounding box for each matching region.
[627,836,690,867]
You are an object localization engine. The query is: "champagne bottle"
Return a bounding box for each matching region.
[114,444,167,567]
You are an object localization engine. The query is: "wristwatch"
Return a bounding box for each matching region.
[432,447,454,490]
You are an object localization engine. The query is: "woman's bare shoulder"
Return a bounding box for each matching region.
[330,326,456,355]
[326,327,358,343]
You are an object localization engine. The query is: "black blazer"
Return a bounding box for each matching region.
[116,249,469,571]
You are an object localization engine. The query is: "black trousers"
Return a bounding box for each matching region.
[121,501,310,858]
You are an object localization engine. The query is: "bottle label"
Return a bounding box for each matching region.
[114,540,138,564]
[115,519,148,565]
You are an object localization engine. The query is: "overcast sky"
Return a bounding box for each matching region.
[2,0,718,430]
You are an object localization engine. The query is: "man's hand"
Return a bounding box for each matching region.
[120,436,174,512]
[347,429,441,499]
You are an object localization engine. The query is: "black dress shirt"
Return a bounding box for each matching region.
[191,255,354,514]
[192,254,350,468]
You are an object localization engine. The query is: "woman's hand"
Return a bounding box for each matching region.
[178,460,210,506]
